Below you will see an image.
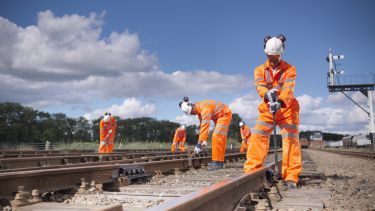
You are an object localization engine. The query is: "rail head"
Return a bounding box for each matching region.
[149,162,275,211]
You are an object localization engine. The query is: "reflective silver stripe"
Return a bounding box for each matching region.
[281,85,294,90]
[255,77,263,83]
[256,121,274,128]
[284,78,295,83]
[213,104,224,114]
[252,128,271,136]
[201,120,210,124]
[256,84,269,88]
[265,70,273,83]
[281,133,298,139]
[273,84,282,91]
[213,130,227,136]
[279,124,298,130]
[100,141,112,145]
[215,124,228,129]
[202,114,211,119]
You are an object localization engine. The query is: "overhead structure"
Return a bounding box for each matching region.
[326,49,375,151]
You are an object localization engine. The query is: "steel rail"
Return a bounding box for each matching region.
[0,153,191,173]
[0,151,188,169]
[0,153,245,200]
[149,162,275,211]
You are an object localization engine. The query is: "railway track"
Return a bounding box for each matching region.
[3,149,331,211]
[0,149,185,158]
[318,149,375,159]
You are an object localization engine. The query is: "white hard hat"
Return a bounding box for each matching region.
[239,121,244,127]
[179,97,193,115]
[181,124,186,130]
[103,112,111,122]
[264,36,285,55]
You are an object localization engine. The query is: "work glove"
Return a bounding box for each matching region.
[264,89,278,103]
[202,140,207,147]
[194,143,202,154]
[269,101,281,113]
[194,141,207,154]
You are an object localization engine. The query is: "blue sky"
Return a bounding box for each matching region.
[0,0,374,134]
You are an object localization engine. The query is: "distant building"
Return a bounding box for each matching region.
[325,140,343,147]
[299,138,309,149]
[309,132,323,149]
[310,132,323,141]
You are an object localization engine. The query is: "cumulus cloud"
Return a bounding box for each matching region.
[228,92,262,125]
[0,11,248,108]
[0,11,157,82]
[83,98,156,121]
[175,114,199,126]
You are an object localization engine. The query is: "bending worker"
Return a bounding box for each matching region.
[179,97,232,171]
[244,35,302,190]
[171,124,187,153]
[99,112,117,153]
[239,121,251,153]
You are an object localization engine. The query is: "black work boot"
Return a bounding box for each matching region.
[207,161,224,171]
[283,180,297,190]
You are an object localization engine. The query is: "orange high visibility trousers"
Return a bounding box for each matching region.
[172,128,186,153]
[212,111,232,162]
[244,102,301,183]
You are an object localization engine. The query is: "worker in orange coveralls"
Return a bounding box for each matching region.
[244,35,301,190]
[179,97,232,171]
[239,121,251,153]
[171,124,187,153]
[99,112,117,153]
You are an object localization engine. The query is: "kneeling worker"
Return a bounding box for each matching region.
[179,97,232,171]
[99,112,117,153]
[171,124,187,153]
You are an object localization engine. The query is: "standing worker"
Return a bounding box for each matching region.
[244,35,302,190]
[171,124,187,153]
[179,97,232,171]
[99,112,117,153]
[239,121,251,153]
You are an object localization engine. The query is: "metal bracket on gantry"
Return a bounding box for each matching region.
[326,49,375,151]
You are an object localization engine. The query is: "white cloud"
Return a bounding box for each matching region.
[326,91,375,106]
[83,98,156,121]
[0,11,248,109]
[175,114,199,126]
[0,10,158,82]
[228,92,262,124]
[297,94,322,112]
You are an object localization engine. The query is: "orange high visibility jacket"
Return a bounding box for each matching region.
[254,60,297,109]
[194,100,231,142]
[100,116,117,142]
[173,128,186,143]
[240,125,251,141]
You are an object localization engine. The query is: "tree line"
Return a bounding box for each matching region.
[0,102,243,145]
[0,102,344,147]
